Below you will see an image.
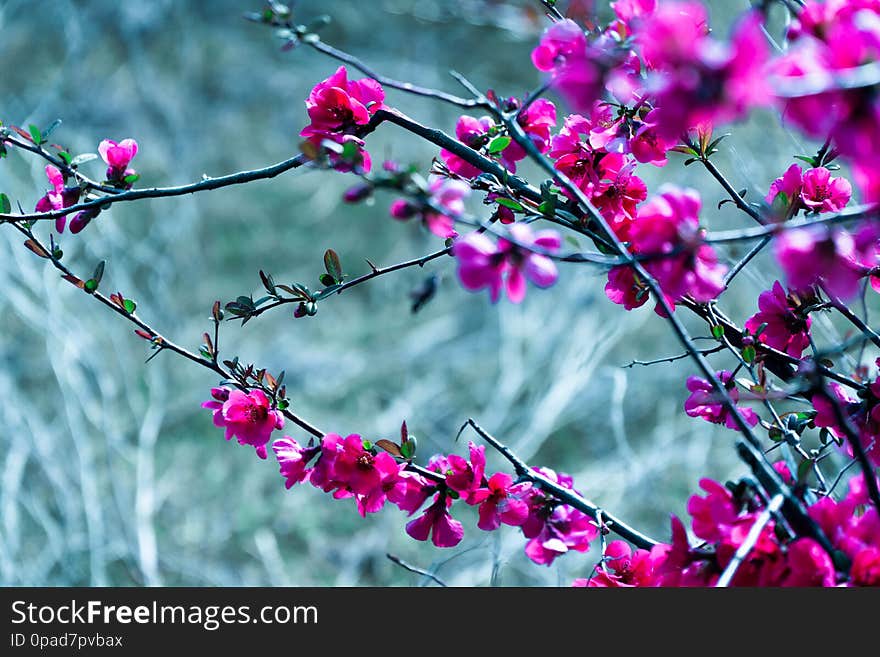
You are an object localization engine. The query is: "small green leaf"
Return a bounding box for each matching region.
[711,324,725,340]
[793,155,817,167]
[400,435,417,459]
[796,459,812,483]
[495,197,523,212]
[323,249,343,282]
[487,135,512,154]
[361,439,373,451]
[28,124,43,145]
[742,344,756,364]
[0,193,11,214]
[58,151,72,165]
[319,273,336,287]
[123,173,140,185]
[84,279,98,293]
[122,298,136,313]
[92,260,105,285]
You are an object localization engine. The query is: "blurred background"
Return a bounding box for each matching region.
[0,0,865,586]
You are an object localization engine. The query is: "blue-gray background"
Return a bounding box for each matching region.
[0,0,860,585]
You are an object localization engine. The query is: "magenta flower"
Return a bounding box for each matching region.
[628,186,726,310]
[584,540,660,587]
[309,433,401,516]
[812,382,880,468]
[524,504,598,566]
[440,115,493,178]
[272,437,320,489]
[99,138,138,182]
[684,371,759,430]
[35,165,81,233]
[454,223,561,303]
[405,494,464,548]
[444,441,486,497]
[300,66,385,172]
[801,167,852,213]
[766,163,805,211]
[202,387,284,459]
[467,473,531,532]
[387,470,436,515]
[531,19,587,72]
[501,98,558,165]
[425,176,469,239]
[687,478,740,544]
[774,226,867,300]
[777,538,837,587]
[604,265,649,310]
[850,547,880,587]
[743,281,812,357]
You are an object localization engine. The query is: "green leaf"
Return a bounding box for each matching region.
[84,279,98,293]
[0,193,11,214]
[319,273,336,287]
[58,151,72,165]
[28,124,43,145]
[711,324,725,340]
[742,344,756,364]
[495,197,523,212]
[123,173,140,185]
[399,435,417,460]
[122,298,137,313]
[323,249,343,282]
[361,439,373,451]
[487,135,512,154]
[793,155,817,167]
[796,459,812,483]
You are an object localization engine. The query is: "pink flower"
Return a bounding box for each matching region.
[637,9,769,140]
[405,495,464,548]
[425,177,469,239]
[35,165,81,233]
[453,223,561,303]
[501,98,558,165]
[774,226,867,300]
[440,115,494,178]
[687,478,740,544]
[585,540,659,587]
[387,470,436,515]
[604,265,649,310]
[202,387,284,459]
[628,186,726,309]
[309,433,401,515]
[766,163,805,211]
[531,19,607,113]
[301,66,383,135]
[777,538,837,587]
[300,66,385,172]
[850,547,880,586]
[524,504,598,566]
[272,437,320,489]
[467,473,531,531]
[444,441,486,496]
[684,371,759,430]
[801,167,852,213]
[812,382,880,468]
[743,281,812,357]
[98,138,138,182]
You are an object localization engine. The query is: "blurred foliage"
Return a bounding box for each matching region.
[0,0,868,585]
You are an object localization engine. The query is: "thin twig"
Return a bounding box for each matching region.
[386,553,447,587]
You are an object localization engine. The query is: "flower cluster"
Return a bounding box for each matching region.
[300,66,386,172]
[202,387,284,459]
[812,377,880,468]
[605,186,726,314]
[577,473,879,587]
[453,223,561,303]
[772,0,880,202]
[743,281,812,358]
[684,370,759,431]
[389,176,470,239]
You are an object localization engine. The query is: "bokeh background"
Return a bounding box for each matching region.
[0,0,864,585]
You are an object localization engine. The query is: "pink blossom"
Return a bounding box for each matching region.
[524,504,598,566]
[309,433,401,515]
[500,98,558,165]
[202,387,284,459]
[777,538,837,587]
[801,167,852,213]
[684,370,759,430]
[467,473,531,531]
[743,281,812,357]
[35,165,81,233]
[98,138,138,182]
[628,186,726,309]
[440,115,494,178]
[300,66,385,172]
[444,441,486,496]
[636,9,769,140]
[774,226,867,300]
[453,223,561,303]
[425,176,469,239]
[405,494,464,548]
[387,470,436,515]
[850,547,880,586]
[272,437,320,488]
[687,478,740,544]
[604,265,649,311]
[812,382,880,468]
[585,540,659,587]
[766,163,805,211]
[531,19,606,112]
